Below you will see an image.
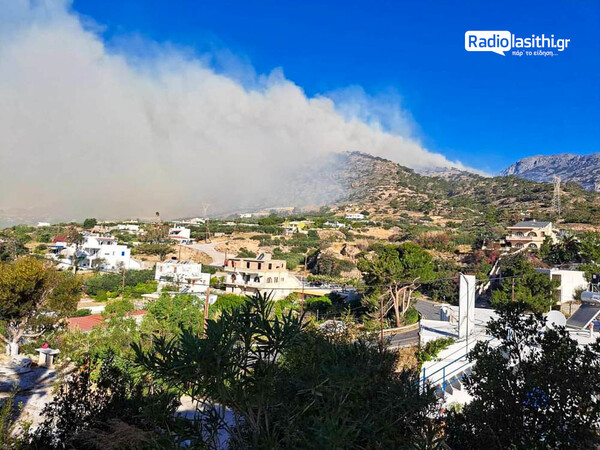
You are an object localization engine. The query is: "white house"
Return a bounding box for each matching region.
[239,213,252,219]
[65,235,141,271]
[155,260,210,293]
[345,213,366,220]
[168,226,193,245]
[116,224,141,233]
[536,268,589,304]
[324,221,346,228]
[36,222,51,227]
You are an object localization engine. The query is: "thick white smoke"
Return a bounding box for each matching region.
[0,0,470,224]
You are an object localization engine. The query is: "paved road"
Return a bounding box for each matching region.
[386,328,420,349]
[416,300,442,321]
[186,242,228,266]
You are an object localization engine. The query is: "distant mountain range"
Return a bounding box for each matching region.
[501,153,600,191]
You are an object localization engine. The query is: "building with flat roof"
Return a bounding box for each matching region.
[536,268,588,304]
[506,220,557,250]
[155,260,210,293]
[168,226,193,245]
[223,253,301,300]
[63,235,141,271]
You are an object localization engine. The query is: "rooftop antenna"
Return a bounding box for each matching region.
[552,176,561,218]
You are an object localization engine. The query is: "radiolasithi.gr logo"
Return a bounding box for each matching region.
[465,30,571,56]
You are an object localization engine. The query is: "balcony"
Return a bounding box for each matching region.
[506,235,538,241]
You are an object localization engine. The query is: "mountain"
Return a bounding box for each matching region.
[327,152,600,226]
[501,153,600,191]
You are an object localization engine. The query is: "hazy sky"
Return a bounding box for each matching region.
[1,0,598,224]
[72,0,600,171]
[0,0,478,223]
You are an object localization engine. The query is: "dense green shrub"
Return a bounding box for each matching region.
[72,308,92,317]
[305,296,332,312]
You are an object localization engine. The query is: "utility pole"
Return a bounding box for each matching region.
[300,275,305,316]
[202,203,211,243]
[203,285,212,338]
[121,266,126,300]
[379,295,384,348]
[511,279,515,302]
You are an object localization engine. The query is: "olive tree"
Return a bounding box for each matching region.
[0,257,81,355]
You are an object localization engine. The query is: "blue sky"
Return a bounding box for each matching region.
[72,0,600,173]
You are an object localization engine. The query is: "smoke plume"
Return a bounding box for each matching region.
[0,0,471,224]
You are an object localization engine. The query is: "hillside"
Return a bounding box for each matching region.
[331,152,600,227]
[501,153,600,191]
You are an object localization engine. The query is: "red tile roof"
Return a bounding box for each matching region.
[67,310,147,332]
[67,314,104,331]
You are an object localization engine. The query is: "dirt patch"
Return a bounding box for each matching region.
[215,239,260,256]
[395,346,419,372]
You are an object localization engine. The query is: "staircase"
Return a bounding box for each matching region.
[420,336,497,398]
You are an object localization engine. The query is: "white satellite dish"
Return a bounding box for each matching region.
[546,310,567,329]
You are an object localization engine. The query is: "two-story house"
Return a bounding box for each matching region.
[505,220,558,250]
[223,253,301,300]
[155,260,210,293]
[65,235,141,270]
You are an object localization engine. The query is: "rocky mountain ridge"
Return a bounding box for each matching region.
[501,153,600,191]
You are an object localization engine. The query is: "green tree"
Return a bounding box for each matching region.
[103,298,134,317]
[580,231,600,263]
[446,303,600,449]
[358,243,434,327]
[65,227,84,274]
[131,243,173,260]
[134,293,437,448]
[0,257,81,355]
[140,293,205,338]
[491,254,559,313]
[82,218,97,229]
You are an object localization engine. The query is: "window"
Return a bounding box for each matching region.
[268,263,272,270]
[246,262,250,269]
[267,277,272,283]
[274,277,278,283]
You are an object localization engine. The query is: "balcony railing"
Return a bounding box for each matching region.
[506,235,538,241]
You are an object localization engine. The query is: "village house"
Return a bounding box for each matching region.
[345,213,366,220]
[282,220,312,235]
[505,220,558,250]
[116,224,141,233]
[63,235,141,271]
[223,253,301,300]
[154,260,210,293]
[168,226,193,245]
[535,268,589,304]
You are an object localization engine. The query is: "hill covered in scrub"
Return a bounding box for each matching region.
[329,152,600,227]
